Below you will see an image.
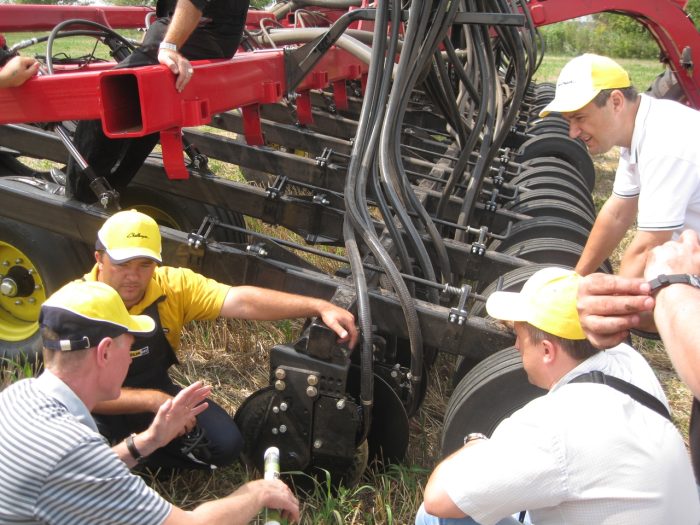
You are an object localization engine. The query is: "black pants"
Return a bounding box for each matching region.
[691,397,700,483]
[66,15,245,202]
[95,377,243,471]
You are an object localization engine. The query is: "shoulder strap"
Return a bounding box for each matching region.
[569,370,672,422]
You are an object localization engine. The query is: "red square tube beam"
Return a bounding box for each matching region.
[0,5,153,32]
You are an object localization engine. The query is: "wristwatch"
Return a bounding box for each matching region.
[463,432,488,446]
[648,273,700,295]
[159,41,178,52]
[126,433,145,463]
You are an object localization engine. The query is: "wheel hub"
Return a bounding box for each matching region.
[0,246,46,342]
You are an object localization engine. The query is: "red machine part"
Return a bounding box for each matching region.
[527,0,700,109]
[0,4,152,32]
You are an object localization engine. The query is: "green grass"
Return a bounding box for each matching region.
[533,55,666,91]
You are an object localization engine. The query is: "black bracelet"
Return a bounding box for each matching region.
[648,273,700,295]
[126,433,144,463]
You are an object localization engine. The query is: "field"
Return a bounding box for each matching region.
[1,29,694,525]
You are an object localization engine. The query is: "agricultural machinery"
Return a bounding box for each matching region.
[1,0,698,483]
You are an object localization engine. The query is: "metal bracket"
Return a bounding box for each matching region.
[448,284,472,325]
[284,8,378,94]
[470,226,488,256]
[315,148,334,168]
[266,175,289,200]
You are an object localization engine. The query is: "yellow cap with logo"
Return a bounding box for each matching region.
[539,54,631,117]
[96,209,162,263]
[40,280,156,351]
[485,267,586,340]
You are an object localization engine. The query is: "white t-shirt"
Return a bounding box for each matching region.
[439,344,700,525]
[613,94,700,236]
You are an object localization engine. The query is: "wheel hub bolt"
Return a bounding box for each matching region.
[275,380,286,391]
[14,258,22,264]
[271,428,279,435]
[279,402,288,411]
[307,374,319,386]
[14,300,22,306]
[1,278,18,297]
[279,425,287,434]
[306,386,318,398]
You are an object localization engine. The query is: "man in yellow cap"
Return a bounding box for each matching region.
[84,209,358,471]
[540,53,700,278]
[0,280,299,524]
[416,267,699,525]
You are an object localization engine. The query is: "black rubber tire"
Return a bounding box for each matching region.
[509,199,595,229]
[473,264,555,315]
[121,185,247,243]
[490,216,592,251]
[517,136,595,193]
[0,216,92,362]
[503,187,595,218]
[442,346,546,457]
[509,171,591,207]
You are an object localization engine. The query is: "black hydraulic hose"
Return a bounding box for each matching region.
[342,0,403,444]
[46,19,137,74]
[379,0,455,290]
[455,7,496,240]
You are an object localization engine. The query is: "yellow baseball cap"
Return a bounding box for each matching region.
[96,209,162,263]
[539,54,631,117]
[485,267,586,340]
[40,281,156,351]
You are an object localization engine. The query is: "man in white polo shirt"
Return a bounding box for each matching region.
[416,267,699,525]
[540,54,700,278]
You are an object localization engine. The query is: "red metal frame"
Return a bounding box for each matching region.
[0,5,153,32]
[526,0,700,108]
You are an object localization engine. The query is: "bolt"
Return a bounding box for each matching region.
[307,374,318,386]
[275,379,286,391]
[313,439,323,449]
[1,279,17,297]
[14,299,22,306]
[272,406,280,414]
[449,314,456,323]
[14,258,22,264]
[279,425,287,434]
[28,297,36,304]
[336,399,346,410]
[306,385,318,398]
[275,368,286,380]
[279,402,288,412]
[272,427,279,435]
[1,260,8,267]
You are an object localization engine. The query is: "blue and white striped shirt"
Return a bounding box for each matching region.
[0,370,171,525]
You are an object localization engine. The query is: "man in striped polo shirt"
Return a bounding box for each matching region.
[0,280,299,525]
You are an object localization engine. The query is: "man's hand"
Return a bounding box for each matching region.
[645,229,700,279]
[0,55,39,88]
[319,304,358,348]
[232,479,300,523]
[158,48,194,92]
[145,381,211,449]
[576,273,654,349]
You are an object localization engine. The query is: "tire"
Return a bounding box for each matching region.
[520,157,589,189]
[474,263,558,312]
[441,346,546,457]
[515,134,595,191]
[121,186,247,243]
[509,166,591,201]
[0,217,92,362]
[509,199,595,229]
[503,187,595,217]
[489,216,591,251]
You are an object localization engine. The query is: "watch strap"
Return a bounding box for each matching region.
[158,41,178,52]
[126,433,144,463]
[648,273,700,295]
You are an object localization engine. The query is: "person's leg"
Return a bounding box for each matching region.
[192,397,243,467]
